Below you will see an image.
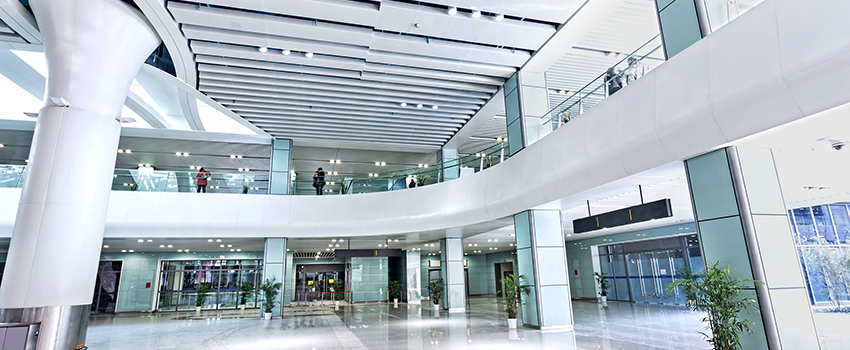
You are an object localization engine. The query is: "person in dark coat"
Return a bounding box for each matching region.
[409,179,416,188]
[313,167,326,195]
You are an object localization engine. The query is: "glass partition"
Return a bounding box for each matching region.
[156,258,263,312]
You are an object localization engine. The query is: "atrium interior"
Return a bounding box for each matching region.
[0,0,848,349]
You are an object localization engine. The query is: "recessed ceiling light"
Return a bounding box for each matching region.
[416,104,423,108]
[167,245,173,248]
[177,249,183,252]
[220,245,225,247]
[432,105,439,110]
[258,47,268,53]
[237,155,242,159]
[230,155,236,158]
[160,245,165,248]
[147,239,152,242]
[230,249,235,252]
[472,10,481,18]
[495,13,504,21]
[237,249,241,252]
[448,6,457,15]
[400,102,407,107]
[208,239,213,242]
[176,152,181,156]
[138,239,144,242]
[125,150,131,153]
[117,149,124,153]
[121,250,127,253]
[216,239,221,242]
[305,52,314,58]
[282,49,290,55]
[103,245,109,248]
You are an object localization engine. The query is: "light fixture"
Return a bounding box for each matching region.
[448,6,457,15]
[237,249,241,252]
[258,47,268,53]
[117,149,124,153]
[138,239,144,242]
[167,245,173,248]
[432,105,439,110]
[282,49,290,55]
[381,162,386,166]
[160,245,165,248]
[230,155,236,158]
[103,245,109,248]
[176,152,181,156]
[468,244,472,246]
[216,239,222,242]
[494,239,498,242]
[472,10,481,18]
[400,102,407,107]
[495,13,504,21]
[220,244,225,247]
[230,249,235,252]
[227,244,232,247]
[123,183,128,186]
[335,159,341,164]
[183,152,189,156]
[121,250,127,253]
[332,239,337,242]
[416,104,423,108]
[488,239,492,242]
[305,52,314,58]
[208,239,213,242]
[144,164,150,168]
[147,239,152,242]
[339,239,344,242]
[177,249,183,252]
[125,150,131,154]
[237,155,243,159]
[375,162,380,166]
[330,160,334,163]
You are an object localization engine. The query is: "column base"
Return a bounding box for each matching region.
[0,304,89,350]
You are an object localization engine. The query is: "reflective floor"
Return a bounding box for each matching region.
[86,298,708,350]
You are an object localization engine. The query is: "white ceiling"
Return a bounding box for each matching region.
[166,0,586,149]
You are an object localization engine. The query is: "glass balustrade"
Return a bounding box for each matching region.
[539,35,664,138]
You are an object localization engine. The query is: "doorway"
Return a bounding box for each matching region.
[91,261,123,314]
[294,264,345,304]
[494,262,513,296]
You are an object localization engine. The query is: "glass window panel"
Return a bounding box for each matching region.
[793,208,819,245]
[829,205,850,244]
[812,205,838,244]
[627,254,646,303]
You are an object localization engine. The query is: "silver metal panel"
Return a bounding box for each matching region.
[0,305,89,350]
[196,0,381,27]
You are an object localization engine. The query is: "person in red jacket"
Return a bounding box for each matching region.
[196,167,210,193]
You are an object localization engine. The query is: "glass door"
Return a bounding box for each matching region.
[91,261,123,314]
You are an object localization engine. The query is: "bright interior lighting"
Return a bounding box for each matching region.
[282,49,290,55]
[258,47,268,53]
[305,52,314,58]
[103,245,109,248]
[197,99,257,135]
[432,105,439,110]
[495,14,504,21]
[472,10,481,18]
[0,72,43,122]
[400,102,407,107]
[416,104,423,108]
[448,6,457,15]
[137,239,144,242]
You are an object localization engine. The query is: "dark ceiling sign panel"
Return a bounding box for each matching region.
[573,198,673,234]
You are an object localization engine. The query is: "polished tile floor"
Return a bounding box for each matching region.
[86,298,709,350]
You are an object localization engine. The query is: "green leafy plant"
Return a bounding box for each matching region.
[499,274,531,319]
[417,175,429,187]
[195,283,211,307]
[388,280,403,300]
[482,155,495,169]
[594,272,610,297]
[560,110,572,124]
[259,277,282,314]
[427,278,444,305]
[666,262,763,350]
[332,279,345,301]
[238,281,254,305]
[242,184,249,194]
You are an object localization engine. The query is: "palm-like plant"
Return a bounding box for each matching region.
[666,262,763,350]
[427,278,443,305]
[238,281,254,305]
[594,272,610,297]
[388,280,403,300]
[259,277,282,314]
[499,274,530,319]
[332,279,345,301]
[195,283,211,307]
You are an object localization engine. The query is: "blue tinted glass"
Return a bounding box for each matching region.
[793,208,819,245]
[812,206,837,244]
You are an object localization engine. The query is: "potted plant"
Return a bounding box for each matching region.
[416,175,428,187]
[427,278,443,311]
[388,280,403,304]
[332,279,345,307]
[195,282,211,312]
[594,272,610,307]
[242,184,249,194]
[238,281,253,310]
[666,262,763,350]
[259,277,282,320]
[499,274,530,329]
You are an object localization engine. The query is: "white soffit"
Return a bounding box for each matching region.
[165,0,581,149]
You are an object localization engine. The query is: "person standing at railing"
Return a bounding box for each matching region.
[409,179,416,189]
[606,67,623,95]
[313,167,326,195]
[196,167,210,193]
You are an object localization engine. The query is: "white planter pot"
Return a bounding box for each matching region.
[393,298,399,304]
[195,306,201,312]
[601,296,608,307]
[507,318,517,329]
[334,301,340,307]
[433,304,440,311]
[239,304,246,310]
[264,312,272,320]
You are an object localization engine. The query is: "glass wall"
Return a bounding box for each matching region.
[788,203,850,306]
[597,234,701,305]
[156,259,263,311]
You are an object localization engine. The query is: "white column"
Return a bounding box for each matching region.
[0,0,159,348]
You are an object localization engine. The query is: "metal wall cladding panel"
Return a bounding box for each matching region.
[369,32,528,67]
[426,0,584,24]
[184,26,370,60]
[198,0,380,27]
[167,2,373,46]
[366,50,517,78]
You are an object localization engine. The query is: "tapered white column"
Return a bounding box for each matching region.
[0,0,159,348]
